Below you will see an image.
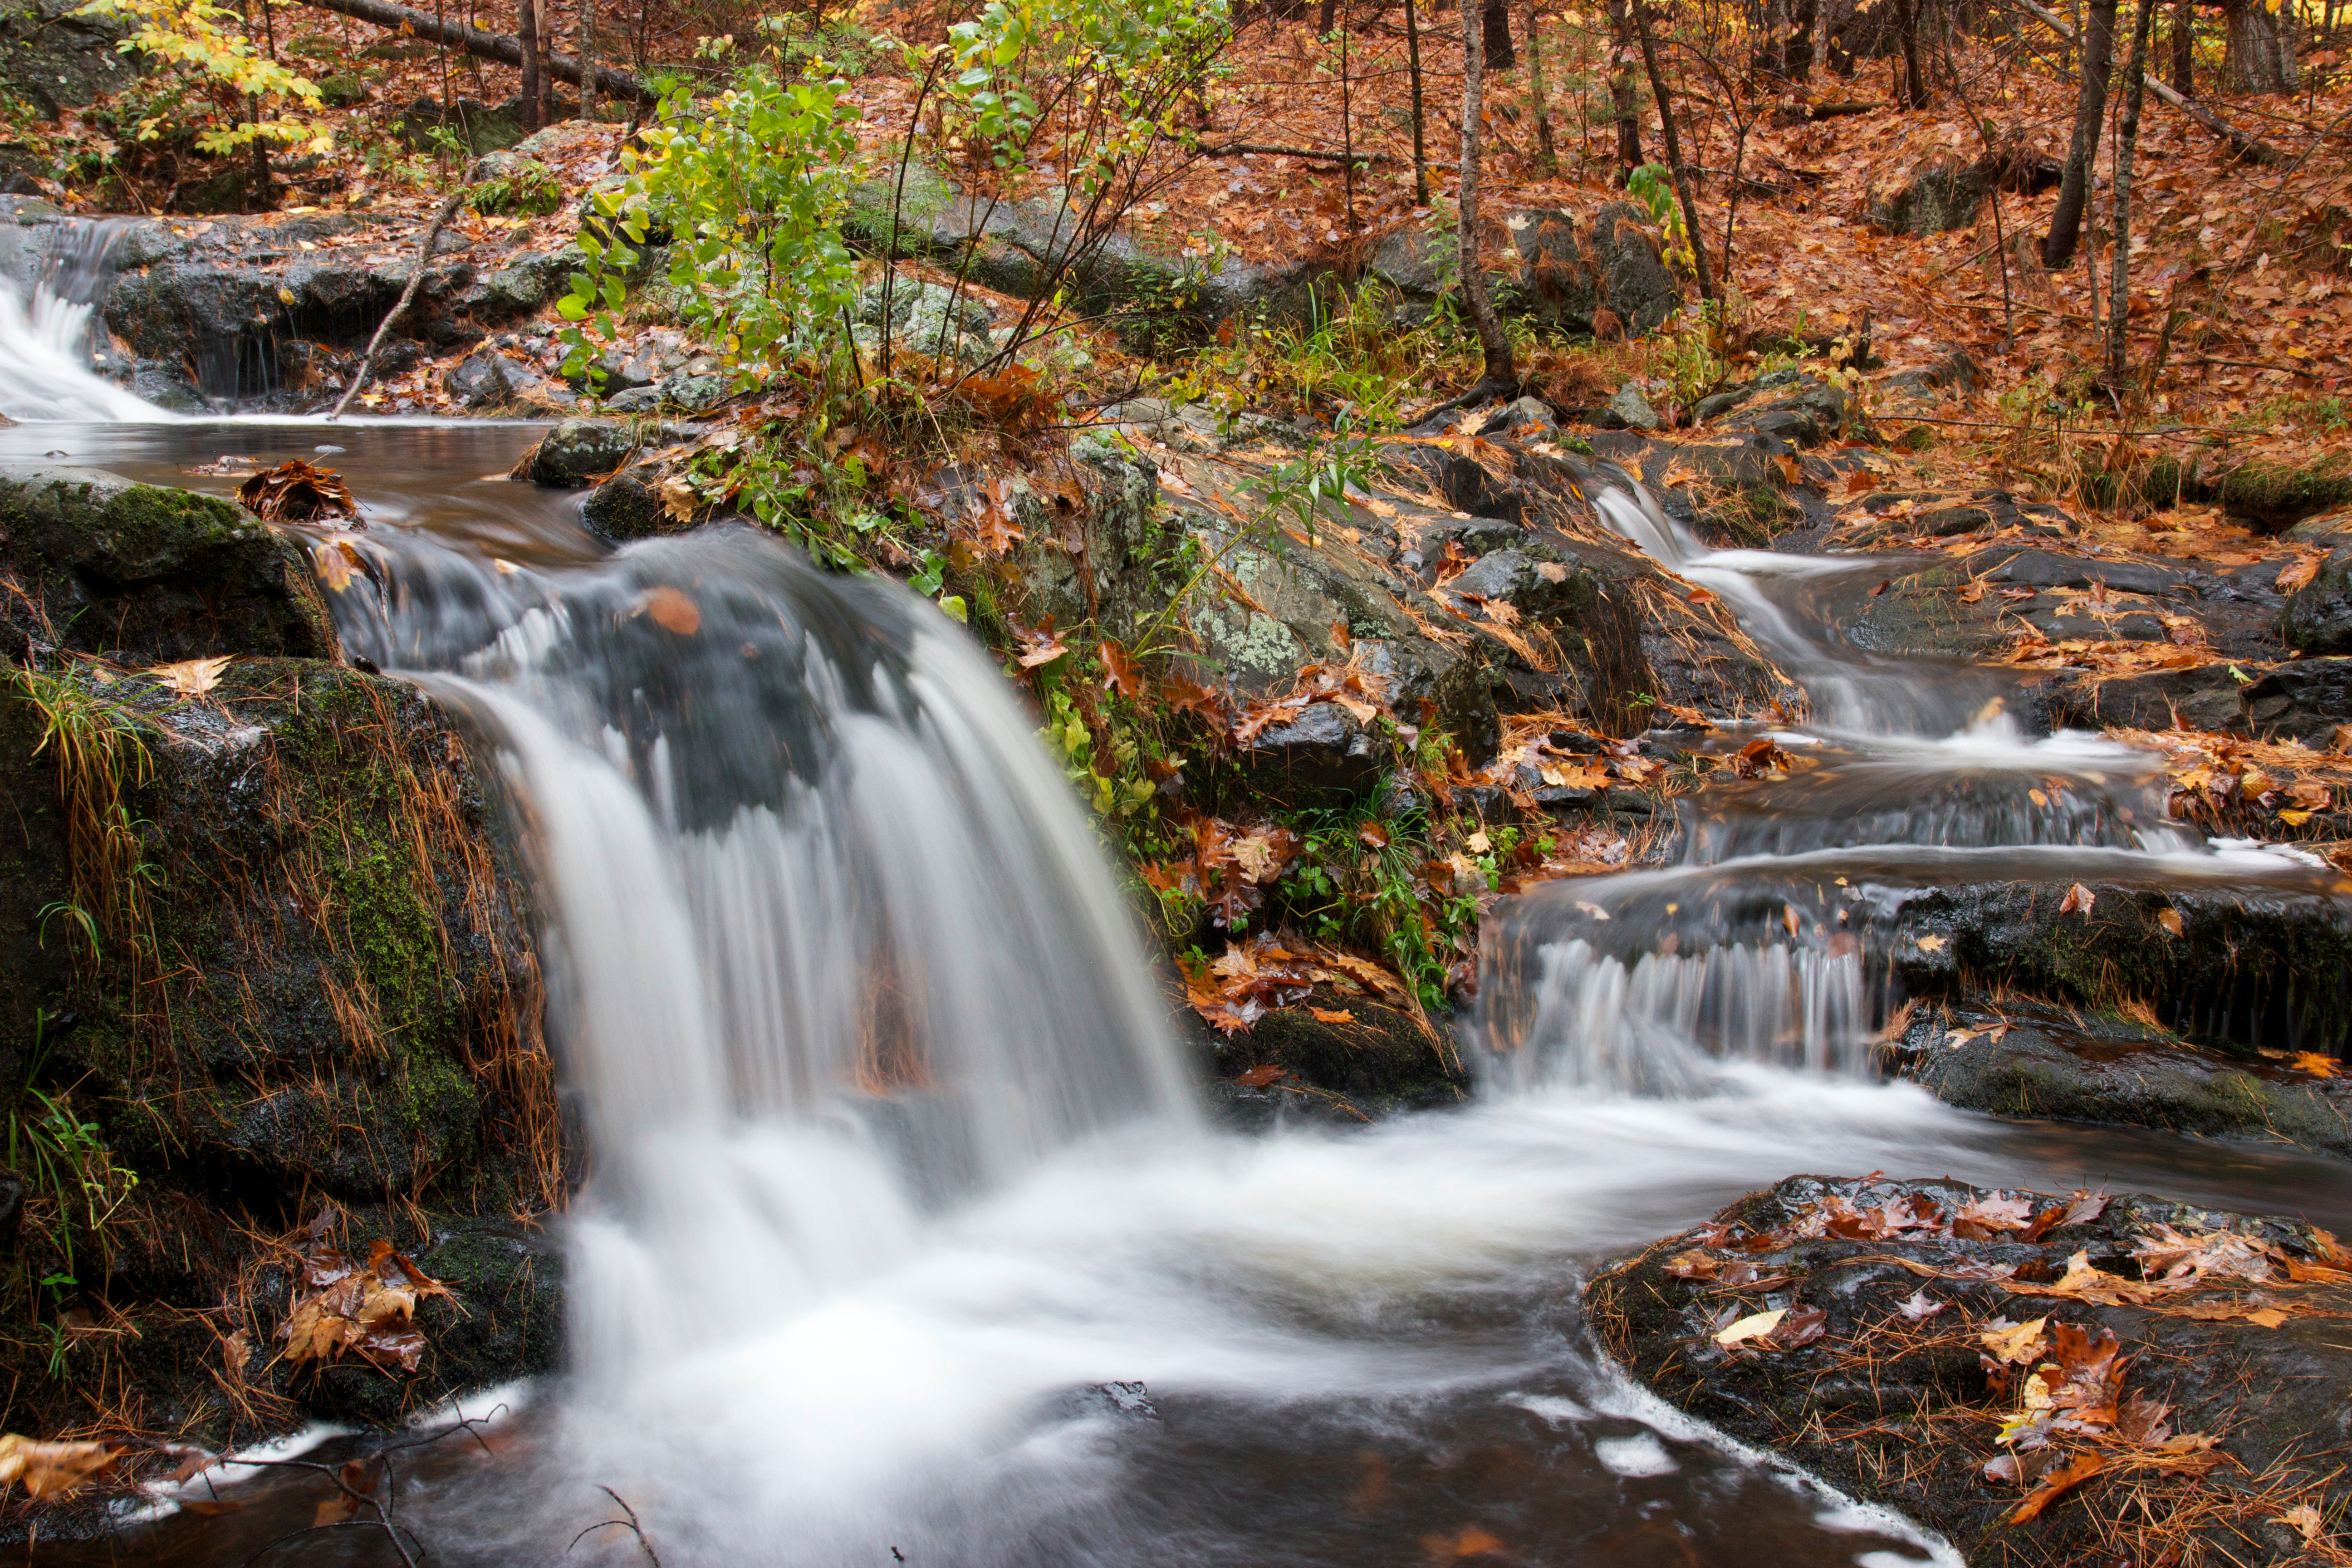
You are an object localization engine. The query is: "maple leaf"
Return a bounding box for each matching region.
[965,476,1023,556]
[1770,1303,1829,1347]
[1953,1191,2035,1240]
[1097,641,1146,700]
[1979,1315,2050,1365]
[1896,1288,1945,1320]
[2057,882,2096,917]
[146,655,233,698]
[1235,1063,1286,1087]
[660,475,701,522]
[1008,617,1068,670]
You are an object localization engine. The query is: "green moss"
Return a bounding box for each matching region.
[469,159,563,219]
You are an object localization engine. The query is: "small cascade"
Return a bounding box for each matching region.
[0,215,170,423]
[1484,470,2352,1092]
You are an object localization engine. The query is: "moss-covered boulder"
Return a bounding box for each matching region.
[0,468,336,663]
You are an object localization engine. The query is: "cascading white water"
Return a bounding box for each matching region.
[333,523,1199,1379]
[0,216,172,424]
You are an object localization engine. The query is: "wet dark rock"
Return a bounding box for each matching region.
[1494,202,1681,338]
[0,466,335,664]
[1896,996,2352,1157]
[481,245,586,315]
[2282,542,2352,656]
[0,0,142,118]
[1589,1173,2352,1568]
[444,348,521,410]
[1710,376,1848,448]
[579,465,670,542]
[1053,1381,1161,1423]
[1200,994,1468,1127]
[521,418,638,488]
[1231,701,1384,807]
[1480,395,1558,438]
[2039,665,2251,735]
[2239,657,2352,746]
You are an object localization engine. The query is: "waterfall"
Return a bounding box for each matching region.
[330,523,1198,1375]
[0,214,173,424]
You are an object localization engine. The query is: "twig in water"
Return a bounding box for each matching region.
[569,1484,663,1566]
[329,157,481,420]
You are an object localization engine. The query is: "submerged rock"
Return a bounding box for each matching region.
[520,417,638,487]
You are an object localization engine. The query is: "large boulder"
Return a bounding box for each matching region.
[519,417,639,487]
[0,467,335,663]
[1867,155,1987,234]
[1372,201,1683,338]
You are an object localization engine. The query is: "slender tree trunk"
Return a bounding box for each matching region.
[1404,0,1431,202]
[1606,0,1643,183]
[2168,0,2193,92]
[1339,1,1357,226]
[518,0,544,130]
[2108,0,2156,379]
[1319,0,1336,34]
[1482,0,1515,67]
[2043,0,2116,267]
[1459,0,1517,394]
[578,0,596,121]
[2222,0,2297,90]
[1528,0,1557,173]
[1630,0,1717,299]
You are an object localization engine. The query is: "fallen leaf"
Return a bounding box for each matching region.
[1309,1007,1355,1024]
[2057,882,2095,917]
[640,586,701,636]
[1979,1316,2050,1365]
[1896,1288,1945,1321]
[1421,1526,1506,1561]
[1771,1303,1829,1347]
[2291,1051,2338,1078]
[1954,1191,2036,1240]
[1915,934,1948,953]
[1098,641,1146,699]
[1236,1064,1287,1088]
[2278,555,2323,593]
[2008,1451,2103,1524]
[1665,1250,1721,1280]
[2157,908,2184,936]
[0,1434,122,1500]
[660,475,700,522]
[2286,1502,2324,1544]
[145,655,233,698]
[1715,1308,1788,1347]
[1534,561,1569,583]
[312,536,363,591]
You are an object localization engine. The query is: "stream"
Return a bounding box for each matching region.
[6,277,2352,1565]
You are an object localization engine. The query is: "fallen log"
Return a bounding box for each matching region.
[292,0,658,106]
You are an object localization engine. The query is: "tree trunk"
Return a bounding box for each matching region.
[2107,0,2156,380]
[1892,0,1927,105]
[1458,0,1517,396]
[2043,0,2117,268]
[1482,0,1515,68]
[1630,0,1717,299]
[1404,0,1431,202]
[1606,0,1643,182]
[2168,0,2192,93]
[1787,0,1817,78]
[578,0,596,122]
[1528,0,1557,173]
[517,0,543,130]
[1318,0,1337,34]
[2222,0,2297,91]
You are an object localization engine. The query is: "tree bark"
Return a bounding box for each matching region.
[2043,0,2116,268]
[290,0,657,102]
[1630,0,1717,299]
[517,0,542,131]
[2168,0,2192,92]
[1482,0,1515,68]
[1404,0,1431,202]
[1892,0,1928,105]
[2108,0,2156,379]
[1606,0,1643,182]
[1528,0,1557,173]
[2008,0,2279,160]
[2222,0,2297,91]
[1787,0,1817,78]
[1458,0,1517,397]
[578,0,596,122]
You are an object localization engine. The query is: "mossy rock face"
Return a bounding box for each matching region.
[0,467,336,664]
[28,659,551,1205]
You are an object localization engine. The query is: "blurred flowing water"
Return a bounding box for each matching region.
[5,393,2352,1565]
